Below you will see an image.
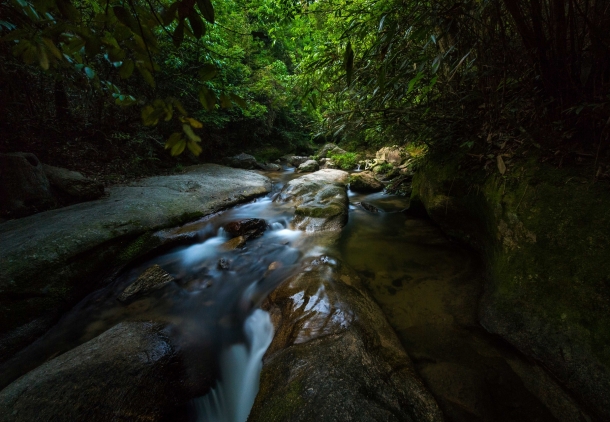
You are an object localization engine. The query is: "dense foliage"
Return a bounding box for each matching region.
[1,0,609,174]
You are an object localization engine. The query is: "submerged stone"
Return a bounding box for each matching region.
[118,265,174,302]
[224,218,267,238]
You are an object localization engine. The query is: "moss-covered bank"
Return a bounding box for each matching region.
[411,156,610,419]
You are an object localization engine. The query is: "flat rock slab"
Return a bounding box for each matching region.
[0,164,271,361]
[249,259,443,422]
[0,321,184,422]
[275,169,349,232]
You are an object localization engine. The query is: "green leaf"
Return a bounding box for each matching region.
[171,139,186,156]
[230,93,247,108]
[37,44,49,70]
[188,12,204,39]
[113,6,137,32]
[137,64,155,88]
[196,0,215,24]
[119,59,134,79]
[199,64,217,81]
[84,66,95,79]
[55,0,79,21]
[407,72,424,94]
[187,139,202,156]
[165,132,182,149]
[182,124,201,142]
[198,86,216,111]
[219,93,232,108]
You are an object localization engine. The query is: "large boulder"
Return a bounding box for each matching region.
[297,160,319,173]
[43,164,104,202]
[349,171,383,192]
[227,153,258,169]
[0,152,55,218]
[275,169,349,232]
[376,146,407,166]
[0,322,187,422]
[248,259,443,422]
[411,158,610,420]
[316,143,347,159]
[319,158,337,169]
[0,164,271,363]
[288,156,310,167]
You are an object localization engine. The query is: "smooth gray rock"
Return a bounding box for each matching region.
[43,164,104,201]
[0,152,54,217]
[0,164,271,362]
[274,169,349,232]
[0,322,185,422]
[297,160,319,173]
[249,260,443,422]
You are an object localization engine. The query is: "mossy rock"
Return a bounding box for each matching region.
[411,156,610,419]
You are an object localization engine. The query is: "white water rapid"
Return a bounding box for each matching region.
[195,309,274,422]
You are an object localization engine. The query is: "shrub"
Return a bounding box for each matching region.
[329,152,359,170]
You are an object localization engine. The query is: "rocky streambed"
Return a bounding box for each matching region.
[0,162,598,421]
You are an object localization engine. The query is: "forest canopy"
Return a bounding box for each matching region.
[1,0,609,167]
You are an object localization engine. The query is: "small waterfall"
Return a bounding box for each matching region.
[195,309,274,422]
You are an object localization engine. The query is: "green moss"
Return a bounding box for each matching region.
[413,156,610,368]
[257,379,304,420]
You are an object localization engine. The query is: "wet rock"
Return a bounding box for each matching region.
[319,158,337,169]
[0,321,186,422]
[349,171,383,192]
[224,218,267,238]
[297,160,320,173]
[118,265,174,302]
[360,201,380,213]
[0,152,55,218]
[316,143,338,158]
[275,169,349,232]
[376,146,407,165]
[288,156,310,167]
[249,261,443,422]
[43,164,104,202]
[411,159,610,419]
[217,258,231,270]
[0,164,271,363]
[256,162,282,172]
[227,153,258,169]
[222,235,247,250]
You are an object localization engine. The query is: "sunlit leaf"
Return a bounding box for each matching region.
[37,44,49,70]
[171,139,186,156]
[182,124,201,142]
[187,139,202,156]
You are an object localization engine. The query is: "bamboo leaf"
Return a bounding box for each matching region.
[497,155,506,175]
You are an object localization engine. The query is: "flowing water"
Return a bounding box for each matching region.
[1,166,574,421]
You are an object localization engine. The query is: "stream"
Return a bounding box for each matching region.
[1,166,570,421]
